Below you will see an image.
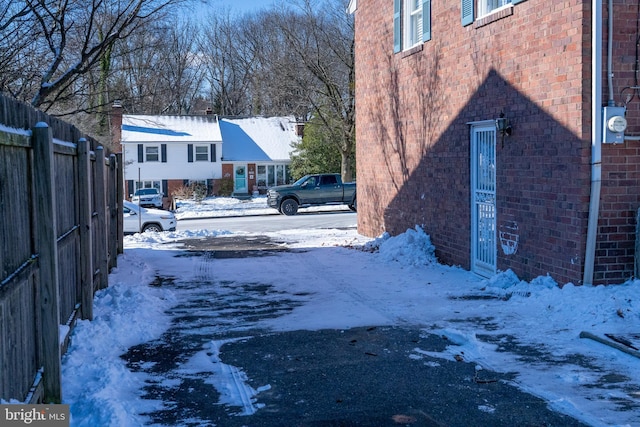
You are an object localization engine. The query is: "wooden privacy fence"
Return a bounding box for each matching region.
[0,97,123,404]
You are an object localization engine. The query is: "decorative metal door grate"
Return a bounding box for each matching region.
[471,126,497,277]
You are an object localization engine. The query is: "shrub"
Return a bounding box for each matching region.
[172,183,208,202]
[217,177,234,197]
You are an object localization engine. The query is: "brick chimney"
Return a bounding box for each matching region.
[110,100,123,153]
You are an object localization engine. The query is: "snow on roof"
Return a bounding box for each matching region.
[220,116,299,162]
[121,115,222,143]
[347,0,357,14]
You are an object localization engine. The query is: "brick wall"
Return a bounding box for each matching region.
[354,1,640,284]
[222,163,234,180]
[593,1,640,283]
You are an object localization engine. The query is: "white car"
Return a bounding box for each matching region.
[123,200,176,233]
[131,188,163,208]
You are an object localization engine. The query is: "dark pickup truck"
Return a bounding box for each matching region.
[267,173,356,215]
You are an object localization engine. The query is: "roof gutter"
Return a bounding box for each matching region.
[583,0,604,286]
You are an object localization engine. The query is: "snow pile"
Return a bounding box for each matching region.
[62,252,177,426]
[368,226,437,266]
[483,269,558,290]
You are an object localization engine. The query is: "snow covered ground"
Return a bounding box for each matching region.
[58,197,639,426]
[172,195,349,219]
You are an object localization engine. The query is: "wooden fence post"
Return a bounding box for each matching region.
[108,154,118,270]
[117,153,124,255]
[95,147,108,290]
[32,122,61,403]
[77,138,93,320]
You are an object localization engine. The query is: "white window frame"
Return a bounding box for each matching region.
[403,0,423,50]
[145,146,159,162]
[478,0,511,18]
[256,163,291,188]
[195,145,209,161]
[135,180,161,192]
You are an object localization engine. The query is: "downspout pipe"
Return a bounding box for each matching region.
[607,0,615,107]
[583,0,604,286]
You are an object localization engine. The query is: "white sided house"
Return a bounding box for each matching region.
[121,114,222,206]
[219,116,300,195]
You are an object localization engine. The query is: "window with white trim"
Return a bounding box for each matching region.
[135,180,161,191]
[462,0,525,26]
[256,164,291,188]
[404,0,423,49]
[478,0,511,18]
[195,145,209,161]
[145,146,159,162]
[394,0,430,53]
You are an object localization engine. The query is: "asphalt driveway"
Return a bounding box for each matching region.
[118,236,587,427]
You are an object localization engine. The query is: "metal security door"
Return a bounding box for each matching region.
[471,125,497,277]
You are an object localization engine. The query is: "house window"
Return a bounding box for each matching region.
[478,0,511,17]
[464,0,522,25]
[268,165,275,186]
[145,146,159,162]
[257,165,267,188]
[394,0,430,53]
[195,145,209,161]
[276,165,287,185]
[135,180,161,192]
[257,164,291,188]
[404,0,422,49]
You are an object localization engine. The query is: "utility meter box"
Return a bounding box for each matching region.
[602,106,627,144]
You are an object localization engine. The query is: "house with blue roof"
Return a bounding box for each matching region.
[219,116,298,195]
[117,111,299,205]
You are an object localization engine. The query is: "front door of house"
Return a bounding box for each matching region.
[234,165,247,193]
[471,124,497,277]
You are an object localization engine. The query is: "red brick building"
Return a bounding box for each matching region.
[349,0,640,285]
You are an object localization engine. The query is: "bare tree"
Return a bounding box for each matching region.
[108,20,168,114]
[243,10,314,118]
[0,1,41,98]
[2,0,193,112]
[199,12,257,115]
[1,0,355,161]
[106,17,208,117]
[267,0,356,181]
[156,19,208,114]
